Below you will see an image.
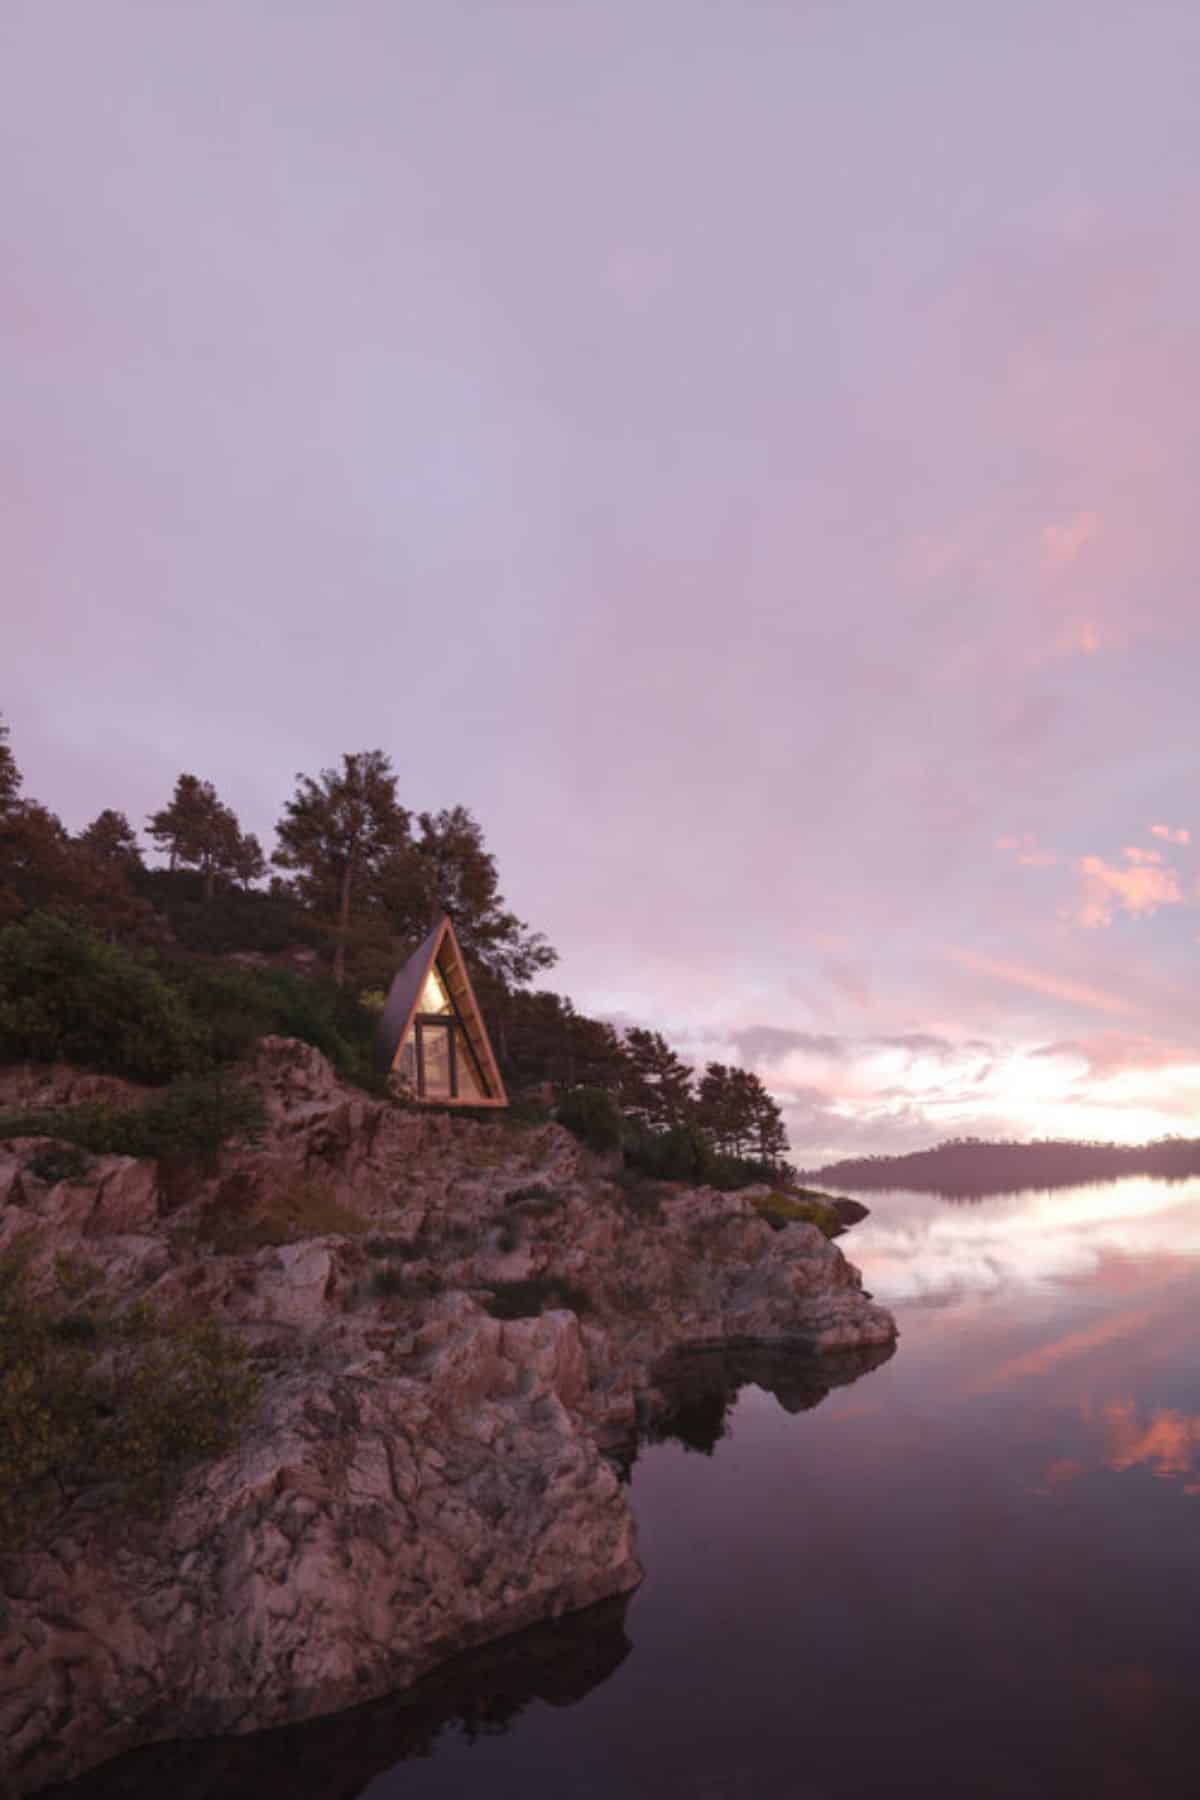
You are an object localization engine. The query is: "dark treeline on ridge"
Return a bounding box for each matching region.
[0,715,791,1185]
[805,1135,1200,1197]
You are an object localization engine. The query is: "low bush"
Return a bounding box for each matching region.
[623,1122,714,1184]
[482,1276,592,1320]
[555,1086,623,1153]
[170,962,383,1092]
[0,1073,265,1168]
[0,914,201,1082]
[0,1261,258,1542]
[372,1267,444,1302]
[0,911,387,1095]
[24,1142,94,1185]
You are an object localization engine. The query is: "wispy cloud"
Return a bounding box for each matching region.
[1151,824,1190,845]
[996,832,1059,868]
[947,949,1136,1017]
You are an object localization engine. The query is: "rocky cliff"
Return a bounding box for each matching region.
[0,1039,896,1796]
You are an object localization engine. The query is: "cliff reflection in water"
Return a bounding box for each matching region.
[640,1341,896,1458]
[42,1597,634,1800]
[40,1343,895,1800]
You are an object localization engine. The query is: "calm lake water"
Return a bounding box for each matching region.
[53,1176,1200,1799]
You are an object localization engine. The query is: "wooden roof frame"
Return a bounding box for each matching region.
[375,914,509,1107]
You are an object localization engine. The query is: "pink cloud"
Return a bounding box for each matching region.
[1103,1400,1200,1480]
[1151,823,1190,845]
[1076,853,1183,928]
[1122,845,1163,865]
[1040,510,1101,568]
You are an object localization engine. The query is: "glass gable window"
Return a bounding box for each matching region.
[417,964,453,1014]
[391,938,498,1103]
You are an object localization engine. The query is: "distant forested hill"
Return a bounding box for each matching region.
[801,1136,1200,1197]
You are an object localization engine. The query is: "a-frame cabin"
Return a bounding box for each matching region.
[376,915,508,1107]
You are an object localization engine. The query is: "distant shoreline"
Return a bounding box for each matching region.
[800,1136,1200,1197]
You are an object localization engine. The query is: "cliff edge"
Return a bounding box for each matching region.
[0,1039,896,1794]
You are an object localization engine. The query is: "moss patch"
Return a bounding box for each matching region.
[751,1191,842,1238]
[199,1174,367,1253]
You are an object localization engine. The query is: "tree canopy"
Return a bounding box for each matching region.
[0,715,20,814]
[0,713,791,1179]
[273,751,411,988]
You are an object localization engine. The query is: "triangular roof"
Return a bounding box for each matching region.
[376,914,508,1106]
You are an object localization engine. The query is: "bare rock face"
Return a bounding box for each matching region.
[0,1041,896,1795]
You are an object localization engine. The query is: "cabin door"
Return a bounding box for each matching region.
[415,1018,454,1099]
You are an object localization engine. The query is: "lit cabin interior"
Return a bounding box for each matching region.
[376,917,508,1107]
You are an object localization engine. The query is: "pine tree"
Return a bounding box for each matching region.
[620,1027,694,1131]
[696,1061,737,1154]
[147,775,243,900]
[230,831,266,891]
[379,805,556,988]
[273,751,410,988]
[0,714,20,815]
[146,774,208,871]
[743,1071,790,1170]
[78,809,142,866]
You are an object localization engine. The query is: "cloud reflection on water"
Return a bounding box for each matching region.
[850,1175,1200,1307]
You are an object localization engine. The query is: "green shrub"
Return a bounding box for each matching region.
[0,913,201,1082]
[372,1267,444,1301]
[623,1122,715,1184]
[0,1073,264,1167]
[555,1086,623,1152]
[483,1276,592,1320]
[0,1263,257,1542]
[24,1142,94,1185]
[504,1092,553,1126]
[169,962,382,1090]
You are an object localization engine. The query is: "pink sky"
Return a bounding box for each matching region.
[5,2,1200,1160]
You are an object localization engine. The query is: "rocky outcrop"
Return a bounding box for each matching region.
[0,1039,896,1795]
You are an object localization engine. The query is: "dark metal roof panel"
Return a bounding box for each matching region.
[375,919,443,1072]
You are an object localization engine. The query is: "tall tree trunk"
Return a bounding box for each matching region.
[333,861,353,989]
[203,860,215,903]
